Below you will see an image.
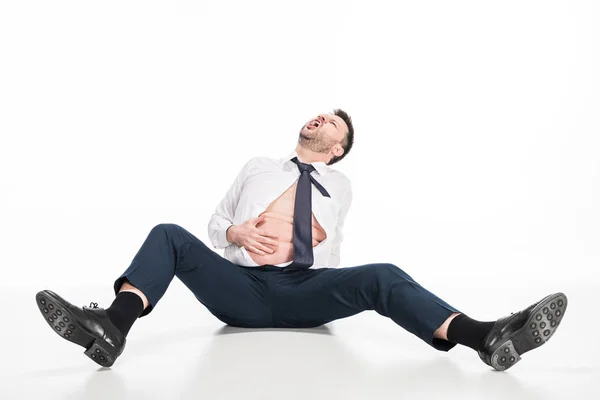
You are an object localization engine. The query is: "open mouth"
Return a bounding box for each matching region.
[307,121,320,130]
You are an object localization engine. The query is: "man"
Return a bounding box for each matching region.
[36,109,567,371]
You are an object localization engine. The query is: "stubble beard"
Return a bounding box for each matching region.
[298,128,334,154]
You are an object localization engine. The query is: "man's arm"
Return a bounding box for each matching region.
[207,157,255,249]
[328,181,352,268]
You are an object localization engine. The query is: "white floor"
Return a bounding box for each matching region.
[2,281,598,400]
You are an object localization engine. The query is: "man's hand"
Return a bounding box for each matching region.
[227,214,279,255]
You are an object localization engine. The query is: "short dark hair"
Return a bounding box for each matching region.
[327,108,354,166]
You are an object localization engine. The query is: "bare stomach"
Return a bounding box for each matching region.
[247,211,327,266]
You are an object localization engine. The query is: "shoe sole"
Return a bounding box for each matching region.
[488,292,568,371]
[35,290,117,367]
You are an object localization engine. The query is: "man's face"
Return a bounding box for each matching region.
[299,113,348,154]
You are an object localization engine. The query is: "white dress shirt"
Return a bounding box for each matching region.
[208,149,352,269]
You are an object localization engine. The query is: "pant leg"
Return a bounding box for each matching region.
[114,223,273,327]
[270,263,461,351]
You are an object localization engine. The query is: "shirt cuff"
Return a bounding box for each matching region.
[215,224,234,249]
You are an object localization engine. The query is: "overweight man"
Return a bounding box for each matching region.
[36,109,567,371]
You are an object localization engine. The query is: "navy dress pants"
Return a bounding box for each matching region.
[114,224,461,351]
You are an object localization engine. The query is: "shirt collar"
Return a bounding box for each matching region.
[283,149,330,176]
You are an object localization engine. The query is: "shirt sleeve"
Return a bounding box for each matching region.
[207,157,255,249]
[328,180,352,268]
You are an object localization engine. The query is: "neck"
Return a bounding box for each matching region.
[295,144,330,165]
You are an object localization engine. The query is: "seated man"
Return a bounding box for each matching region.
[36,109,567,371]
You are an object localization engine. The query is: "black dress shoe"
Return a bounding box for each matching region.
[35,289,126,367]
[477,292,567,371]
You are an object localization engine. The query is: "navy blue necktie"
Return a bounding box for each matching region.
[286,157,330,270]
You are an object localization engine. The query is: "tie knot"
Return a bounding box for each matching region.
[291,157,315,174]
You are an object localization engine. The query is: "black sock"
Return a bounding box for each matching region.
[447,313,495,351]
[106,291,144,336]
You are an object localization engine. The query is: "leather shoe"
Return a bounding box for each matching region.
[35,289,126,367]
[477,292,567,371]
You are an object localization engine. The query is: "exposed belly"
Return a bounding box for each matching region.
[247,180,327,266]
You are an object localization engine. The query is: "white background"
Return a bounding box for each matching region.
[1,1,598,399]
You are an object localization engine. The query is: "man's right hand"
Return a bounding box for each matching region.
[227,214,279,255]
